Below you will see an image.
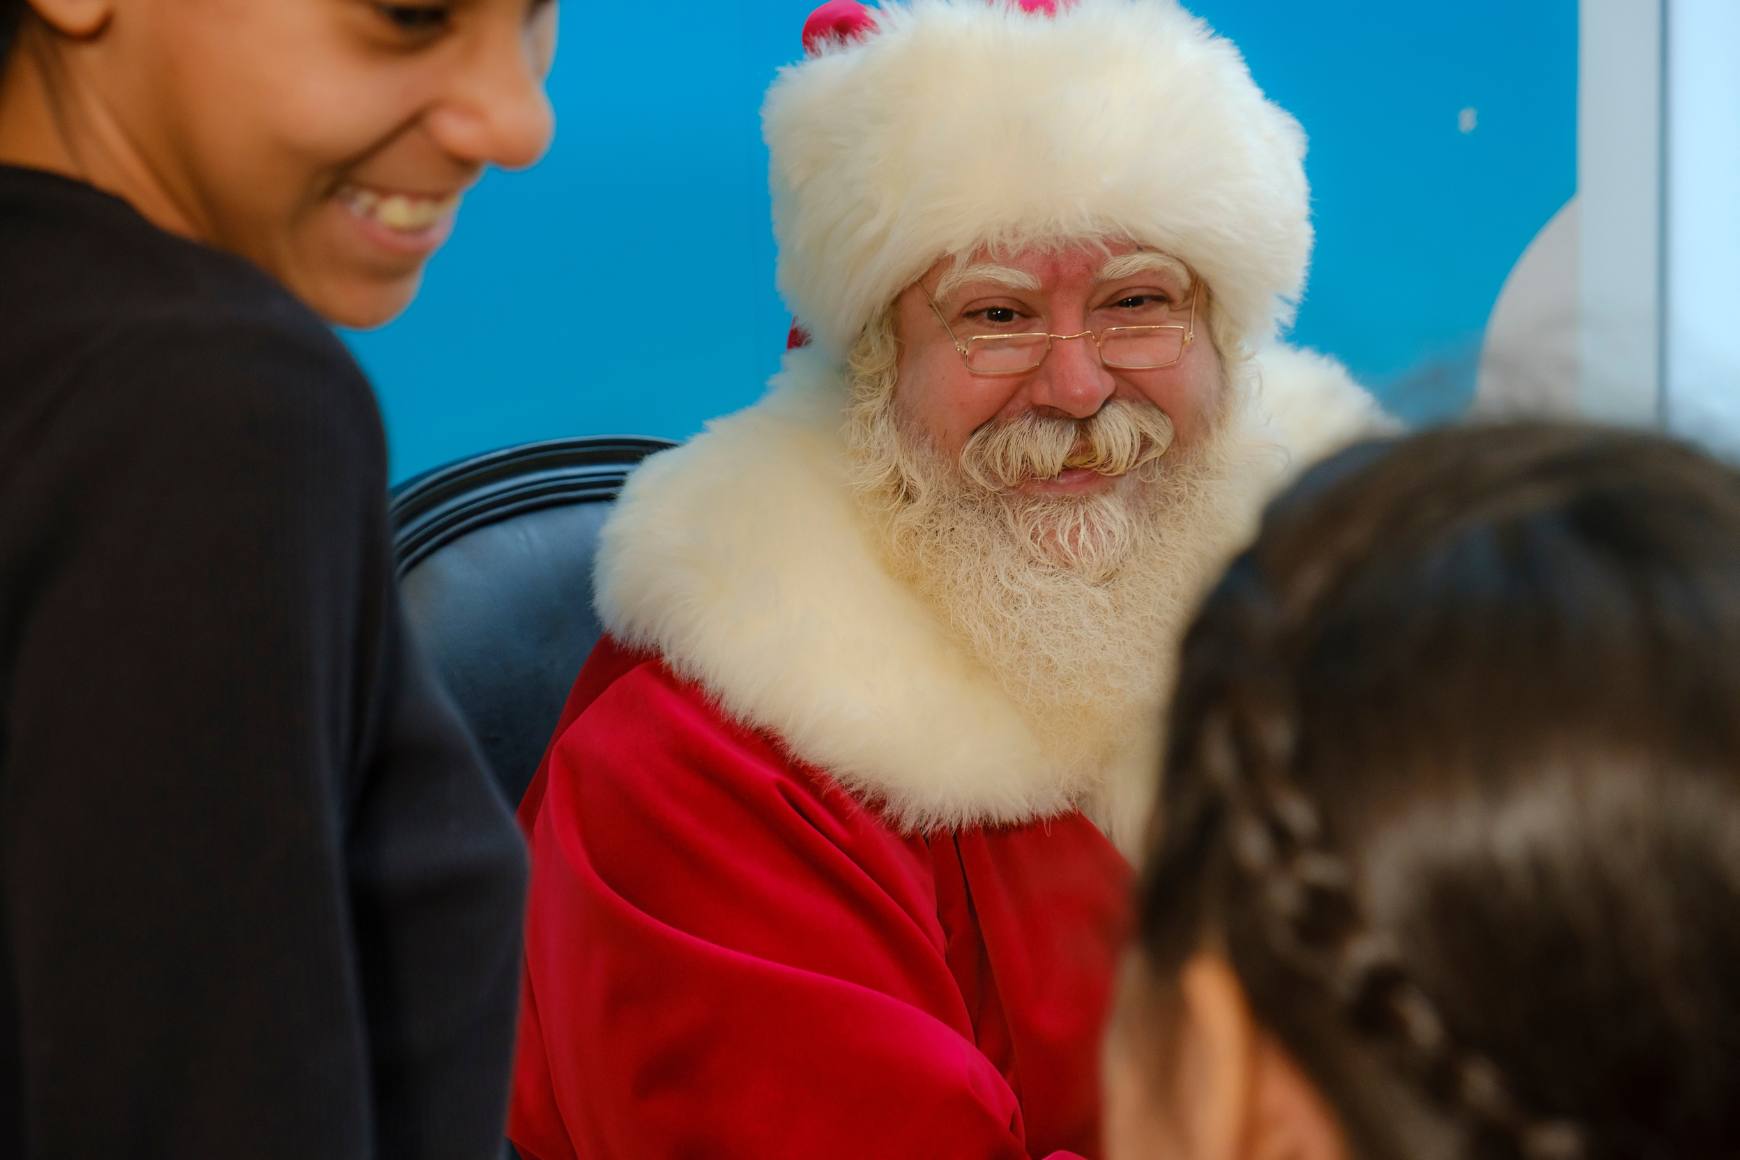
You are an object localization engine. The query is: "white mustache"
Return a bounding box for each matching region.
[958,399,1178,491]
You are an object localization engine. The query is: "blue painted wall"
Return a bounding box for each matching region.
[349,1,1578,483]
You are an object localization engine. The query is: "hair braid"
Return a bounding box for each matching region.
[1192,559,1589,1160]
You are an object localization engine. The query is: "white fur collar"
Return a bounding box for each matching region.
[594,343,1387,853]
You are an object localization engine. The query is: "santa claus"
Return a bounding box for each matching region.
[510,2,1388,1156]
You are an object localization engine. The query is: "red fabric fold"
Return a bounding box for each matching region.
[510,636,1129,1158]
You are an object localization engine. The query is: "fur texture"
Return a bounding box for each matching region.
[594,344,1384,854]
[763,0,1312,358]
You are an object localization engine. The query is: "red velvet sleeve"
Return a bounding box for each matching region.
[510,652,1086,1158]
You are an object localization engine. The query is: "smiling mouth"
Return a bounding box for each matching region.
[336,184,461,233]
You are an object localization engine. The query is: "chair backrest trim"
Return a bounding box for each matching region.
[389,436,675,576]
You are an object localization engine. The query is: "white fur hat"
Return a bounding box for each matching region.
[763,0,1313,358]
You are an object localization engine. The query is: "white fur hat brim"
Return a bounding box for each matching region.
[763,0,1313,357]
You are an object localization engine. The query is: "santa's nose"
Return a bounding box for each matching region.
[1029,335,1116,420]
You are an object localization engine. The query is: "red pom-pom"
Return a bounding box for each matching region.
[786,322,811,351]
[802,1,877,55]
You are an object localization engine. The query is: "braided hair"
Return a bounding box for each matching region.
[1133,422,1740,1160]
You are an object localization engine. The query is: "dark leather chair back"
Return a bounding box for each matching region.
[390,436,673,810]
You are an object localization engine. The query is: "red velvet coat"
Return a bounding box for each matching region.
[509,637,1131,1159]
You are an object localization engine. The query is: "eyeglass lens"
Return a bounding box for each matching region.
[964,328,1186,374]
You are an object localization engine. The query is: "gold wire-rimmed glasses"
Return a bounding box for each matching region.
[925,282,1198,376]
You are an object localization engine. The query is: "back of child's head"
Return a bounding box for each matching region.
[1131,421,1740,1160]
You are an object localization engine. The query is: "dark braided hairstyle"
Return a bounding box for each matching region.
[1132,421,1740,1160]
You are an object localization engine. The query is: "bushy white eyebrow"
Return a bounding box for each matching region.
[1096,251,1191,285]
[931,253,1188,303]
[934,263,1042,301]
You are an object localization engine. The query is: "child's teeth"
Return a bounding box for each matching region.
[343,186,451,232]
[378,195,419,229]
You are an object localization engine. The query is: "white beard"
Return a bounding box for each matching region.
[846,388,1261,789]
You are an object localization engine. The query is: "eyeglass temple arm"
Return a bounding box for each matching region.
[925,293,973,356]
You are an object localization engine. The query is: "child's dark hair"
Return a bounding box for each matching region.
[1135,422,1740,1159]
[1,0,24,63]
